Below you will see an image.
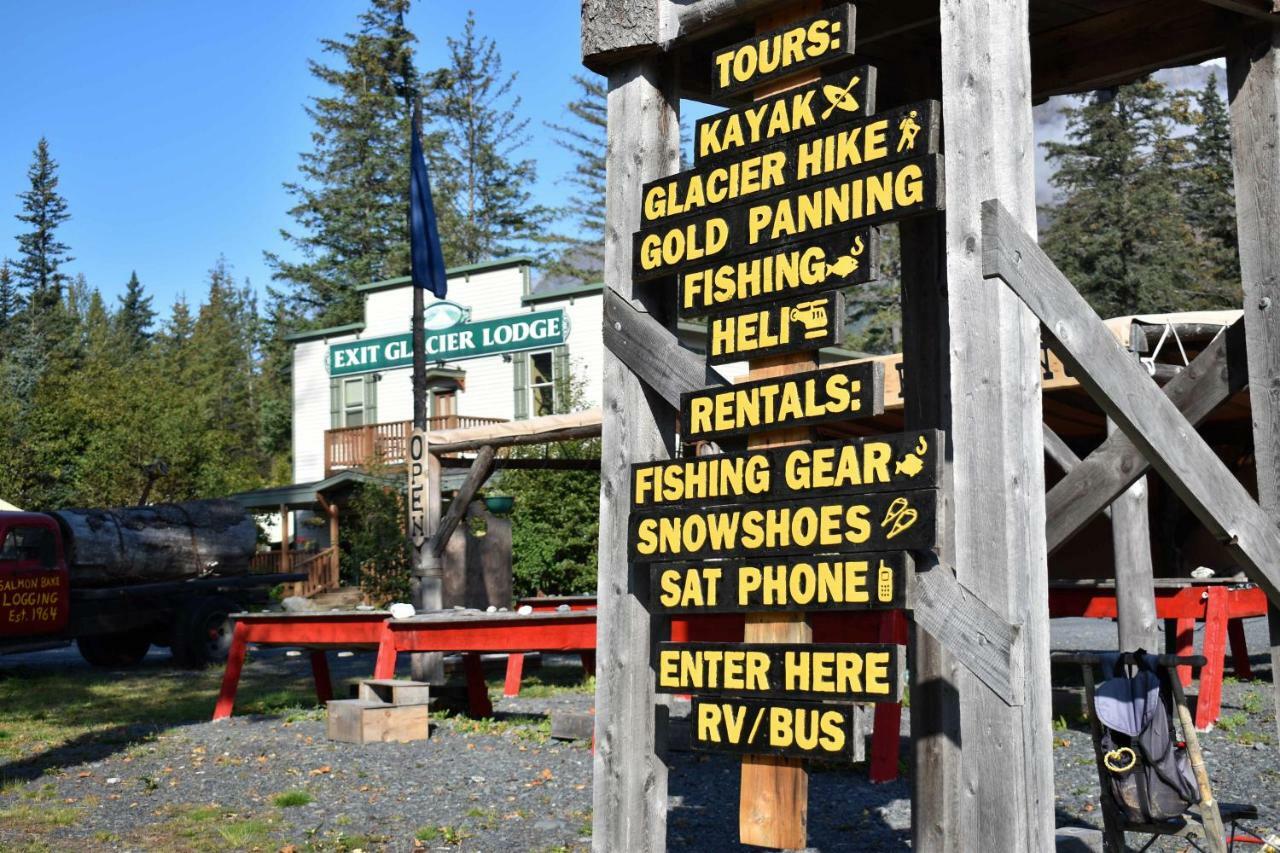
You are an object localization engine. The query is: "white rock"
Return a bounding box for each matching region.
[281,596,314,612]
[1190,566,1216,579]
[486,605,497,613]
[389,602,416,620]
[517,605,534,615]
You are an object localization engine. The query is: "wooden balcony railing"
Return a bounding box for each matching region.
[250,546,340,599]
[324,417,507,475]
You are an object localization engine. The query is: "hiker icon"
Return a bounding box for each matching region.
[897,110,922,152]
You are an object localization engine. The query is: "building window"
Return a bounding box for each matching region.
[342,377,365,426]
[529,350,557,417]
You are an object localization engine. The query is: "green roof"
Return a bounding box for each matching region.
[522,281,604,306]
[229,470,401,510]
[283,322,366,344]
[356,256,535,294]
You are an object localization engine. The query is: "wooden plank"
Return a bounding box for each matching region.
[436,456,601,471]
[656,641,903,701]
[602,287,729,408]
[1107,417,1159,652]
[940,2,1056,849]
[911,557,1023,707]
[1041,424,1080,473]
[1195,0,1280,24]
[983,199,1280,606]
[709,4,856,97]
[427,409,601,454]
[591,55,680,853]
[429,445,495,558]
[707,291,845,365]
[630,430,944,509]
[1228,26,1280,743]
[1045,317,1246,553]
[691,696,863,761]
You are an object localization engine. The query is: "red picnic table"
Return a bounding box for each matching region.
[212,609,598,721]
[1048,579,1267,729]
[502,597,599,697]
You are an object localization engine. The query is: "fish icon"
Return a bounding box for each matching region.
[822,236,867,280]
[894,455,923,478]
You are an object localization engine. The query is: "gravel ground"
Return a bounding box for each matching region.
[0,618,1276,852]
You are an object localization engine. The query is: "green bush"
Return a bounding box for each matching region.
[341,479,412,606]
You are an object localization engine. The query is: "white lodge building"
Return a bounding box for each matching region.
[287,257,614,485]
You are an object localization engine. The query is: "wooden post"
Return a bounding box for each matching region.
[1227,27,1280,744]
[736,7,818,849]
[591,56,680,853]
[938,0,1055,849]
[279,503,291,574]
[1108,417,1159,653]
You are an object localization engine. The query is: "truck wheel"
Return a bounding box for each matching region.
[77,630,151,668]
[170,596,238,668]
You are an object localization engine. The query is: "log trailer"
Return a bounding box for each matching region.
[0,500,303,667]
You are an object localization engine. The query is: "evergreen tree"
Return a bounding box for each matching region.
[266,0,424,327]
[1184,72,1241,306]
[14,138,73,313]
[541,74,607,284]
[844,225,902,354]
[0,259,20,351]
[1041,79,1199,318]
[429,11,547,265]
[115,270,156,351]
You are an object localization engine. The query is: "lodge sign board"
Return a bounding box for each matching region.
[680,362,884,441]
[678,226,876,318]
[634,155,942,282]
[651,552,911,614]
[697,66,876,165]
[628,490,938,562]
[631,431,942,509]
[645,100,938,227]
[692,697,861,761]
[328,308,568,376]
[708,291,845,363]
[655,641,903,702]
[710,4,858,98]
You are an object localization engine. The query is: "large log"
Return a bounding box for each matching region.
[52,499,258,587]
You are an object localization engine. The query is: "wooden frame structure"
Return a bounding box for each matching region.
[584,1,1280,851]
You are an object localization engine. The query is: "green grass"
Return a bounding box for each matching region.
[215,818,275,848]
[1241,689,1264,715]
[416,824,468,845]
[501,666,596,699]
[271,789,313,808]
[437,711,554,743]
[0,802,81,831]
[0,661,323,768]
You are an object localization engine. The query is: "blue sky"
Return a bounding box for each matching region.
[0,1,595,317]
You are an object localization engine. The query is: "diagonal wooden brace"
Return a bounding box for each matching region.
[602,287,729,409]
[982,199,1280,604]
[1046,317,1247,554]
[428,444,496,558]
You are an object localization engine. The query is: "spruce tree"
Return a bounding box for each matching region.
[14,138,73,312]
[267,0,424,327]
[0,259,20,351]
[1184,72,1241,306]
[1041,79,1199,317]
[115,270,156,351]
[429,11,547,265]
[541,75,607,284]
[844,225,902,354]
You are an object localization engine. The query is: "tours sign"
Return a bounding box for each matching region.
[328,306,569,376]
[710,4,858,97]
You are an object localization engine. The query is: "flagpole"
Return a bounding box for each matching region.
[401,16,444,685]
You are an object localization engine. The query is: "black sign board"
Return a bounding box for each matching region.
[681,362,884,442]
[708,291,844,364]
[651,552,911,614]
[656,641,903,702]
[678,226,877,318]
[629,489,938,562]
[691,696,861,761]
[710,4,858,98]
[634,154,943,282]
[631,431,942,509]
[645,100,939,227]
[696,66,876,166]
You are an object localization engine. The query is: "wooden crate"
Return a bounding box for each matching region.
[357,679,431,706]
[326,699,429,744]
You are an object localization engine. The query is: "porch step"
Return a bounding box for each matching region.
[309,586,364,609]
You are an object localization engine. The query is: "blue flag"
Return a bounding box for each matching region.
[409,111,448,298]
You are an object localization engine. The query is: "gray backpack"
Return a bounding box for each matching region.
[1095,652,1200,823]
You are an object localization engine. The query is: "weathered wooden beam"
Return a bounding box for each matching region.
[602,287,729,408]
[436,456,601,471]
[983,199,1280,604]
[582,0,659,70]
[913,558,1023,706]
[940,1,1056,849]
[1044,317,1246,553]
[429,445,495,558]
[592,56,680,853]
[1041,424,1081,473]
[427,410,601,455]
[1228,25,1280,743]
[1194,0,1280,24]
[1108,419,1160,653]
